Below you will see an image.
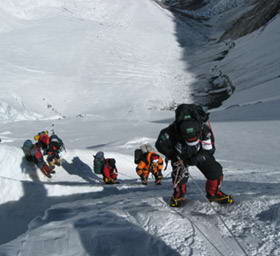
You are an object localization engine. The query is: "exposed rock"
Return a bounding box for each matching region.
[220,0,280,40]
[163,0,208,10]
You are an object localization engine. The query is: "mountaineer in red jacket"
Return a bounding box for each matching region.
[22,139,54,178]
[34,131,50,155]
[102,158,118,184]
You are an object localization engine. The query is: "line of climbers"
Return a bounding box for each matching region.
[21,103,233,207]
[92,103,233,207]
[93,144,164,185]
[22,131,65,178]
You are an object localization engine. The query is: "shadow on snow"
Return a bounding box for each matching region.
[0,157,169,249]
[61,157,100,183]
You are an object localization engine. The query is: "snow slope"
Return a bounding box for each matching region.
[0,0,280,256]
[0,0,194,121]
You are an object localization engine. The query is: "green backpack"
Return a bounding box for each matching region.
[93,151,105,174]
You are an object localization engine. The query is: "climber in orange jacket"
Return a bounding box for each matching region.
[136,152,164,185]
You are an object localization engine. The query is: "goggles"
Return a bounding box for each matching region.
[185,138,199,146]
[185,136,198,142]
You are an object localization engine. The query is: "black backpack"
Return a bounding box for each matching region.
[134,149,144,164]
[155,124,177,160]
[22,139,34,157]
[134,143,156,164]
[50,134,65,151]
[175,104,209,125]
[106,158,116,169]
[93,151,105,174]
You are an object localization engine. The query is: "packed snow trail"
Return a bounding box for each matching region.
[2,144,280,255]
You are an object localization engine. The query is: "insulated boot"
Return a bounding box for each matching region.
[140,175,148,185]
[41,164,54,178]
[54,158,61,166]
[207,191,234,204]
[169,197,185,207]
[104,177,114,184]
[155,179,162,185]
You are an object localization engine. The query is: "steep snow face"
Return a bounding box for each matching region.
[210,15,280,123]
[161,0,249,17]
[197,0,248,17]
[220,0,280,40]
[219,16,280,100]
[1,0,280,256]
[0,0,195,121]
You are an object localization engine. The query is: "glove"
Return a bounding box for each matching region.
[171,158,182,167]
[47,152,59,162]
[178,153,193,165]
[190,151,209,165]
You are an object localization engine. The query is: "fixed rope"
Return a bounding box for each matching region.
[155,196,227,256]
[164,159,248,256]
[173,208,227,256]
[188,171,249,256]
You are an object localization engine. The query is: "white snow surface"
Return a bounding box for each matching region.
[0,0,280,256]
[0,0,194,122]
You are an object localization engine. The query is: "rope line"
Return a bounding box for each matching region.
[177,210,226,256]
[157,197,226,256]
[188,171,249,256]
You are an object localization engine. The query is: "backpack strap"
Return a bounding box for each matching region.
[164,158,169,171]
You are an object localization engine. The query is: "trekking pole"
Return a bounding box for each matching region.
[62,143,66,153]
[188,172,249,256]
